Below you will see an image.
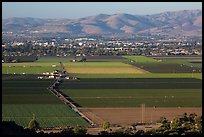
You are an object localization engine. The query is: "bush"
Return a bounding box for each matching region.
[98,131,109,135]
[135,130,145,135]
[102,121,110,130]
[2,121,35,135]
[27,114,40,130]
[27,119,40,130]
[73,126,87,135]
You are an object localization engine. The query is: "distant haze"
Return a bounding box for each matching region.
[2,2,202,19]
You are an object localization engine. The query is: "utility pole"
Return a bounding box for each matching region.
[92,112,94,126]
[141,104,145,123]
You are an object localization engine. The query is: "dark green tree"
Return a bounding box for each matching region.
[159,116,168,124]
[170,116,181,130]
[102,121,110,130]
[73,126,87,135]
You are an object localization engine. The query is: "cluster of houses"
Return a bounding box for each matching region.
[38,69,64,79]
[38,64,79,81]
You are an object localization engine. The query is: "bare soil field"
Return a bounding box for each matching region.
[78,107,202,126]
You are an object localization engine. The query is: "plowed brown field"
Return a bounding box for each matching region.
[78,107,202,126]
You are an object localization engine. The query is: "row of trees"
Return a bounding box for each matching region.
[156,113,202,135]
[99,113,202,135]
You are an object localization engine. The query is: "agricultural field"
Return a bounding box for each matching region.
[59,78,202,107]
[36,56,127,62]
[63,62,146,74]
[59,77,202,125]
[79,107,202,126]
[3,56,38,62]
[152,56,202,62]
[2,76,89,128]
[2,62,59,74]
[124,56,158,63]
[85,56,127,62]
[2,104,89,128]
[60,78,202,89]
[2,74,45,80]
[36,56,127,63]
[2,61,146,74]
[128,63,202,73]
[68,73,202,79]
[123,56,202,73]
[152,56,202,69]
[2,55,202,127]
[63,89,202,108]
[36,56,75,62]
[2,55,202,76]
[187,62,202,68]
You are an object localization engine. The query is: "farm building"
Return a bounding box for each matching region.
[48,75,55,79]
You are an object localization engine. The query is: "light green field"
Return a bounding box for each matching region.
[2,62,60,67]
[2,104,89,128]
[63,62,145,74]
[123,56,158,63]
[2,63,60,74]
[2,78,89,128]
[124,56,202,66]
[2,62,146,74]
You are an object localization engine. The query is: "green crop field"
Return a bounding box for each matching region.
[85,56,127,62]
[129,63,202,73]
[123,56,158,63]
[2,104,89,128]
[3,55,202,76]
[36,56,75,62]
[59,78,202,107]
[151,56,202,69]
[62,89,202,107]
[60,78,202,89]
[184,62,202,68]
[2,61,145,74]
[2,78,89,128]
[69,73,202,79]
[62,62,146,74]
[2,62,60,74]
[2,79,59,104]
[3,56,38,62]
[123,56,202,73]
[36,56,127,62]
[2,55,202,128]
[152,56,202,62]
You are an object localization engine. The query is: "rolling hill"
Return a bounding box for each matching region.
[2,9,202,36]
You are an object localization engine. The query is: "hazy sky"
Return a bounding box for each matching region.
[2,2,202,19]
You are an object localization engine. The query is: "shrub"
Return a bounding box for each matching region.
[102,121,110,130]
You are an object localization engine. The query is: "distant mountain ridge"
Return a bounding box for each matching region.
[2,9,202,36]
